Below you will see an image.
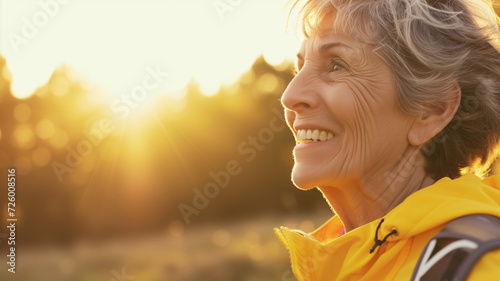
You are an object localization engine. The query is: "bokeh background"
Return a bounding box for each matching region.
[0,1,499,281]
[0,1,331,280]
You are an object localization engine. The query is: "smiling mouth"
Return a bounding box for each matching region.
[296,129,335,144]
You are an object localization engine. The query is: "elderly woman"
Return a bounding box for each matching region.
[275,0,500,280]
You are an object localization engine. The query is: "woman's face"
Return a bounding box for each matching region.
[282,20,415,190]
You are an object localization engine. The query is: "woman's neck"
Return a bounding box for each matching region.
[318,149,435,232]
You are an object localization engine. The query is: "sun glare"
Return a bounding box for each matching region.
[2,0,299,100]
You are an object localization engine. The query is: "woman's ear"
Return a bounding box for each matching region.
[408,84,461,146]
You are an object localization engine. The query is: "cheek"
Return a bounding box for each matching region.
[324,80,379,143]
[342,78,412,163]
[322,79,399,173]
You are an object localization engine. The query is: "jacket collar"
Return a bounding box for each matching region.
[275,174,500,281]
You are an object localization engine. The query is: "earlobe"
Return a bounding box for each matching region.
[408,84,461,146]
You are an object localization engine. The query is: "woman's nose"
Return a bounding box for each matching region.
[281,70,319,112]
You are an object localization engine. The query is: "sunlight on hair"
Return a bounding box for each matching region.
[464,0,500,49]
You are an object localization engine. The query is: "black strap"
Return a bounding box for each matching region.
[411,214,500,281]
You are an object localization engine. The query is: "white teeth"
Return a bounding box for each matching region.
[296,129,335,144]
[312,129,319,140]
[298,130,306,140]
[319,131,327,141]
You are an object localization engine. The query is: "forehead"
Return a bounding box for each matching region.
[297,15,368,58]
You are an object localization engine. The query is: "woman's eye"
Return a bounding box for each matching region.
[329,60,346,72]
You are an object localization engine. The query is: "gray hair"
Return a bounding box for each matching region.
[287,0,500,179]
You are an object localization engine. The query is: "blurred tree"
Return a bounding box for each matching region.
[0,55,326,246]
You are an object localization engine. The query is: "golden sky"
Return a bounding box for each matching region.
[1,0,300,98]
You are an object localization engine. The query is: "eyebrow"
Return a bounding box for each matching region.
[319,42,352,53]
[296,42,352,60]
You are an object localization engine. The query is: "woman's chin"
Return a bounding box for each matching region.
[291,163,347,190]
[291,168,321,190]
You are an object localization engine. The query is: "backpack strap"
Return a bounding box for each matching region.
[411,214,500,281]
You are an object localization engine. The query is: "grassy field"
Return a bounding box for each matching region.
[0,211,332,281]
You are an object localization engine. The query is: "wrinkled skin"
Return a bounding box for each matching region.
[280,17,448,230]
[282,34,415,189]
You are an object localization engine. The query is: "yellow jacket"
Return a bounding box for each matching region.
[275,174,500,281]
